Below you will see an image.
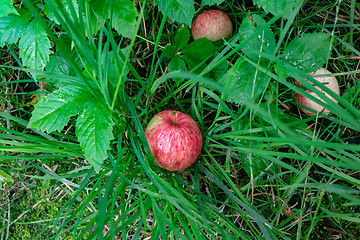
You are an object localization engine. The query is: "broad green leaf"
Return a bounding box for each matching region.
[253,0,304,17]
[89,0,107,18]
[174,25,190,50]
[168,56,187,85]
[0,12,31,47]
[168,56,187,73]
[282,32,331,73]
[0,169,13,183]
[46,55,71,75]
[162,45,177,58]
[182,38,217,60]
[155,0,195,27]
[0,0,18,17]
[106,48,130,87]
[76,100,114,172]
[28,86,90,133]
[201,0,225,6]
[220,58,269,104]
[46,55,72,88]
[44,0,79,25]
[91,0,138,39]
[112,0,138,38]
[238,13,276,61]
[182,38,217,69]
[19,19,51,78]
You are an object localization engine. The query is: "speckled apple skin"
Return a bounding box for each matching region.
[145,110,203,171]
[191,10,233,41]
[295,68,340,116]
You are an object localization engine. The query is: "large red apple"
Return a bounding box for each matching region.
[191,9,233,41]
[295,68,340,116]
[144,110,203,171]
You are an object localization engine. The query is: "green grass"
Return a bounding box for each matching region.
[1,0,360,239]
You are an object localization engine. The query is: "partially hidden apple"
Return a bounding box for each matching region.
[145,110,203,171]
[191,9,233,41]
[295,68,340,116]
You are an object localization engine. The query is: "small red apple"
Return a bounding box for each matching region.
[145,110,203,171]
[295,68,340,116]
[191,9,233,41]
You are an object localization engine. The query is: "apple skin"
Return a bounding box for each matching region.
[191,10,233,41]
[295,68,340,116]
[145,110,203,171]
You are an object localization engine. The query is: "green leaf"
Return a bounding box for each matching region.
[155,0,195,27]
[201,0,225,6]
[91,0,138,39]
[174,25,190,50]
[112,0,138,38]
[282,32,331,73]
[46,55,71,75]
[0,12,31,47]
[168,56,187,85]
[0,169,13,183]
[76,99,114,172]
[181,38,217,69]
[220,58,269,104]
[107,49,130,87]
[238,13,276,60]
[162,45,177,58]
[0,0,18,17]
[169,56,187,72]
[89,0,107,18]
[253,0,304,17]
[182,38,217,60]
[46,55,72,88]
[44,0,79,25]
[28,86,90,133]
[19,19,51,78]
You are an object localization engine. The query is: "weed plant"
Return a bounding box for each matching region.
[1,0,360,239]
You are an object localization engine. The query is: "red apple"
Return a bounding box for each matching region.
[145,110,203,171]
[191,10,233,41]
[295,68,340,116]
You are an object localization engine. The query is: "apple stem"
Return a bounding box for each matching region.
[172,111,177,125]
